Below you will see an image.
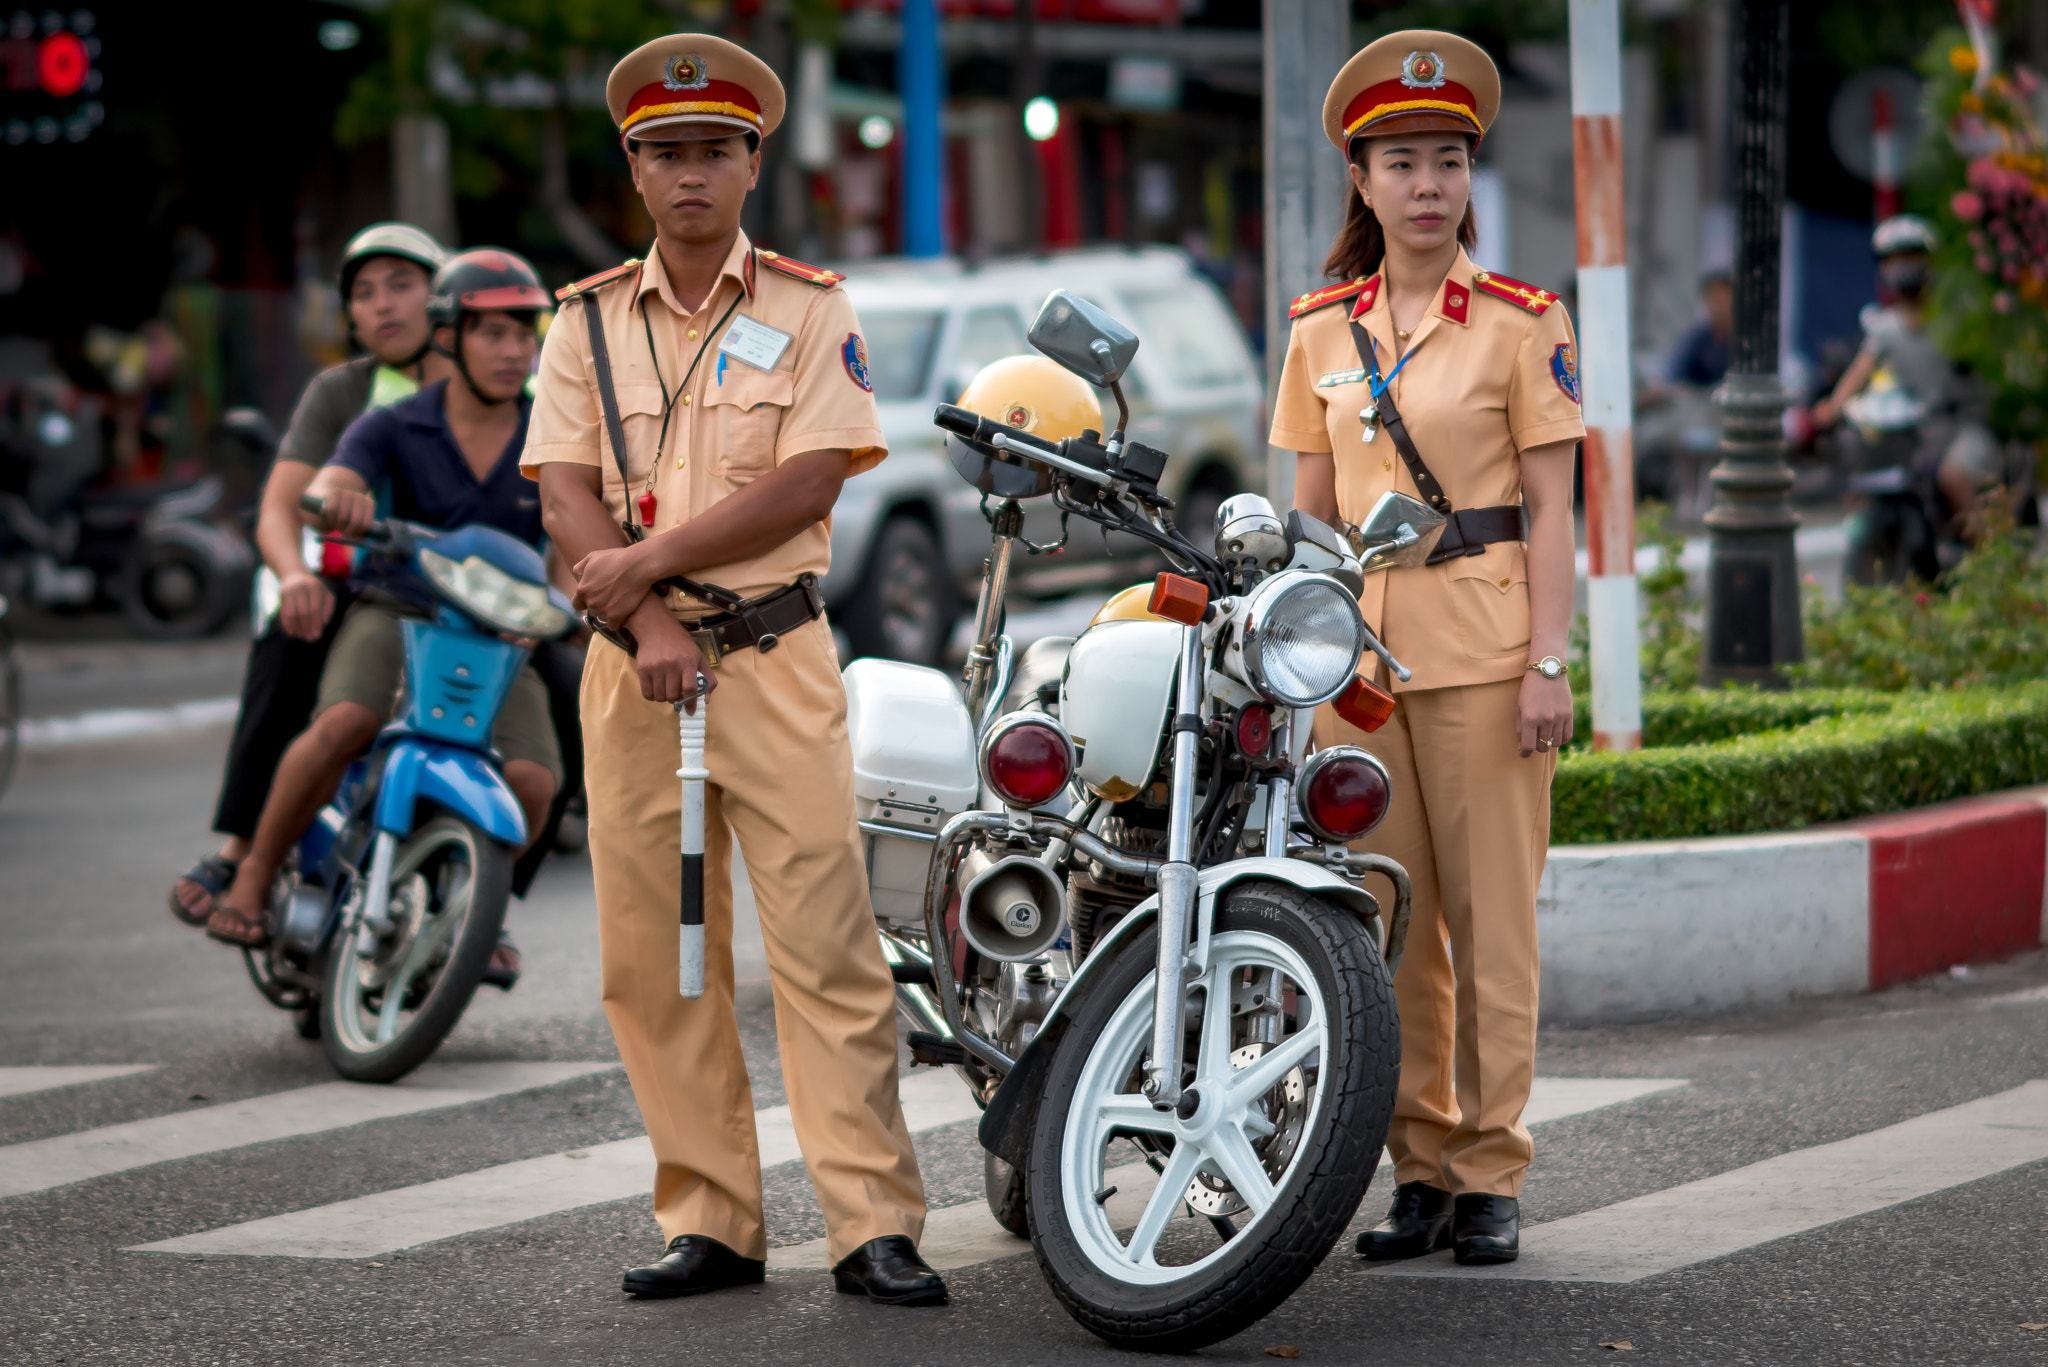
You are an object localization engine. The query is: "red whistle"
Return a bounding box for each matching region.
[637,490,658,526]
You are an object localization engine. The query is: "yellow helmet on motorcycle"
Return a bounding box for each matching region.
[955,355,1102,443]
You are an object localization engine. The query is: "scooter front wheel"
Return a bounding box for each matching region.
[1025,879,1398,1353]
[320,813,512,1082]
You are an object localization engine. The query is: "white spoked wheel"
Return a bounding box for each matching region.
[1025,880,1398,1353]
[1060,930,1324,1283]
[320,814,511,1082]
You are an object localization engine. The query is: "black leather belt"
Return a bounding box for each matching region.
[586,573,825,664]
[677,573,826,665]
[1427,505,1528,564]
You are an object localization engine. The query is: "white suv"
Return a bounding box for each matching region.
[824,247,1266,664]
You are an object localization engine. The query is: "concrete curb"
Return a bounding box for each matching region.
[1538,785,2048,1022]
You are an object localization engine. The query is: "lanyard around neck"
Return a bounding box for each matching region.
[1366,328,1426,402]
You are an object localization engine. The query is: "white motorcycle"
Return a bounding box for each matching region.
[844,292,1444,1351]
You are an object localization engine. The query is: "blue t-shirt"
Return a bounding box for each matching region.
[329,381,544,548]
[1664,320,1730,388]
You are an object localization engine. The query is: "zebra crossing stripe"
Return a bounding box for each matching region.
[0,1062,616,1200]
[772,1076,1691,1270]
[1372,1079,2048,1283]
[128,1067,982,1260]
[0,1066,158,1100]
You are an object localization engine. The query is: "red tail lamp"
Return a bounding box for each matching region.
[1333,674,1397,733]
[1235,703,1273,758]
[1148,572,1209,625]
[979,714,1075,809]
[1298,746,1391,843]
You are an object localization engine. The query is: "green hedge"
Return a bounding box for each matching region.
[1552,683,2048,844]
[1568,689,1898,751]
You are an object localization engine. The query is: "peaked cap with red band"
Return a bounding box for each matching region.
[607,34,785,145]
[1323,29,1500,151]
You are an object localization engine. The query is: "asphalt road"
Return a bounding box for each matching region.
[6,662,2048,1365]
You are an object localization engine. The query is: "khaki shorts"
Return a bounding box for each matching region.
[315,596,563,784]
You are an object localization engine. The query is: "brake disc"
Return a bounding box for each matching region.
[354,873,430,994]
[1183,1040,1309,1218]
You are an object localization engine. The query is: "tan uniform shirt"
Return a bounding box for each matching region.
[521,231,887,606]
[1269,246,1585,692]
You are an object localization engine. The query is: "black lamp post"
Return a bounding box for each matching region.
[1702,0,1803,685]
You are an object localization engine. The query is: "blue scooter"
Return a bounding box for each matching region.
[240,496,573,1081]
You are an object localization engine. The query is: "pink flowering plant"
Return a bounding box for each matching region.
[1918,12,2048,440]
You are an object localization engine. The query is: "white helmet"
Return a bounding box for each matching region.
[1872,215,1937,258]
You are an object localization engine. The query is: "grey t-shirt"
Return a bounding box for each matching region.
[275,355,379,467]
[1858,307,1956,411]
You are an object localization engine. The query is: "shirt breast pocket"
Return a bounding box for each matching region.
[706,368,794,480]
[603,383,667,492]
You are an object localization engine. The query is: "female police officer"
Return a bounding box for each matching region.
[1269,29,1583,1265]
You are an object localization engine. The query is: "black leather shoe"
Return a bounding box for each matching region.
[1356,1181,1453,1260]
[622,1234,765,1299]
[1452,1193,1520,1265]
[832,1235,949,1306]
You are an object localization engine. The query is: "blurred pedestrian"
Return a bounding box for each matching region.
[526,34,944,1306]
[1663,270,1733,390]
[1271,27,1584,1266]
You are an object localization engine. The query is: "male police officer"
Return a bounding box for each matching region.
[523,35,943,1305]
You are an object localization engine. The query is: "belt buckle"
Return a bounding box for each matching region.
[690,626,723,667]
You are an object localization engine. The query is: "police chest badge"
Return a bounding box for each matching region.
[1550,343,1581,404]
[842,333,872,392]
[664,53,710,91]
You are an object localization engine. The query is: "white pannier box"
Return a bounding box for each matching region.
[843,658,979,926]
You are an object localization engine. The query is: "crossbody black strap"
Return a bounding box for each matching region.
[1348,318,1528,566]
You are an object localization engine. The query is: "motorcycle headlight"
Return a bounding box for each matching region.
[418,547,571,639]
[1237,571,1367,707]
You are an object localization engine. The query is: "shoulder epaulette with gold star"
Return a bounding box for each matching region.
[1470,269,1559,315]
[1288,277,1374,320]
[757,250,845,288]
[555,259,640,303]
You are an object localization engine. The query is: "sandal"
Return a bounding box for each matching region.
[169,853,239,928]
[204,901,271,949]
[481,936,521,992]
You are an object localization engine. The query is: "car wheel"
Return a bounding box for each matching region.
[842,516,954,666]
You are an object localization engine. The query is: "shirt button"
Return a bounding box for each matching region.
[688,329,699,339]
[682,394,691,406]
[1498,577,1512,589]
[675,457,686,469]
[1381,458,1392,471]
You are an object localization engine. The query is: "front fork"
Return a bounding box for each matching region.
[1142,622,1208,1109]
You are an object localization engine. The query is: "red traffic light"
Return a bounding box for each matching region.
[38,32,88,99]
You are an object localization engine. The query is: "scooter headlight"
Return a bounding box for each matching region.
[1238,571,1368,707]
[419,548,571,639]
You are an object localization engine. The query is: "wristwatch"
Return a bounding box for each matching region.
[1529,656,1569,680]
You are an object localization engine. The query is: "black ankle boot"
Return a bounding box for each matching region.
[1356,1181,1453,1260]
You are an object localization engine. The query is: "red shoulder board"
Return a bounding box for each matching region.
[757,250,845,288]
[554,259,640,303]
[1289,277,1372,320]
[1470,270,1559,315]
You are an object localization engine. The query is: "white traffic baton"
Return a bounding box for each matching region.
[676,676,708,999]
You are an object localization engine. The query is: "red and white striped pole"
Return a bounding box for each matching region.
[1871,87,1901,221]
[1569,0,1642,752]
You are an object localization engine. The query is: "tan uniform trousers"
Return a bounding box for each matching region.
[1318,674,1555,1198]
[581,616,927,1263]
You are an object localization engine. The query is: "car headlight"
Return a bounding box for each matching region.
[1238,571,1367,707]
[419,547,571,639]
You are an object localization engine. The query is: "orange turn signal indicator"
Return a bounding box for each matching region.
[1333,674,1397,733]
[1148,573,1209,626]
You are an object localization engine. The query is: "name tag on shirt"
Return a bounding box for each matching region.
[1316,367,1366,388]
[718,313,793,374]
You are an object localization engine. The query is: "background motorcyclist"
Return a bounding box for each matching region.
[1812,216,2006,542]
[193,249,561,959]
[167,223,447,926]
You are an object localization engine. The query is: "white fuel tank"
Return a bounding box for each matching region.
[1059,618,1182,802]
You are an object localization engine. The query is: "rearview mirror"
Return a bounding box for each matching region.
[1028,290,1139,388]
[1349,491,1446,574]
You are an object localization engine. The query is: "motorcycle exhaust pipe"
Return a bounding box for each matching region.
[957,847,1065,963]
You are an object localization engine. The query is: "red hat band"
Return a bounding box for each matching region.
[1342,76,1480,141]
[621,78,762,136]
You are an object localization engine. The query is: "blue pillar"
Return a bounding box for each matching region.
[899,0,944,256]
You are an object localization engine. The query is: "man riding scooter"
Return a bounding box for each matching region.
[1812,215,2008,585]
[192,250,564,961]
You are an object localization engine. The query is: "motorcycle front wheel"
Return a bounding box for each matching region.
[320,813,512,1082]
[1025,879,1398,1353]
